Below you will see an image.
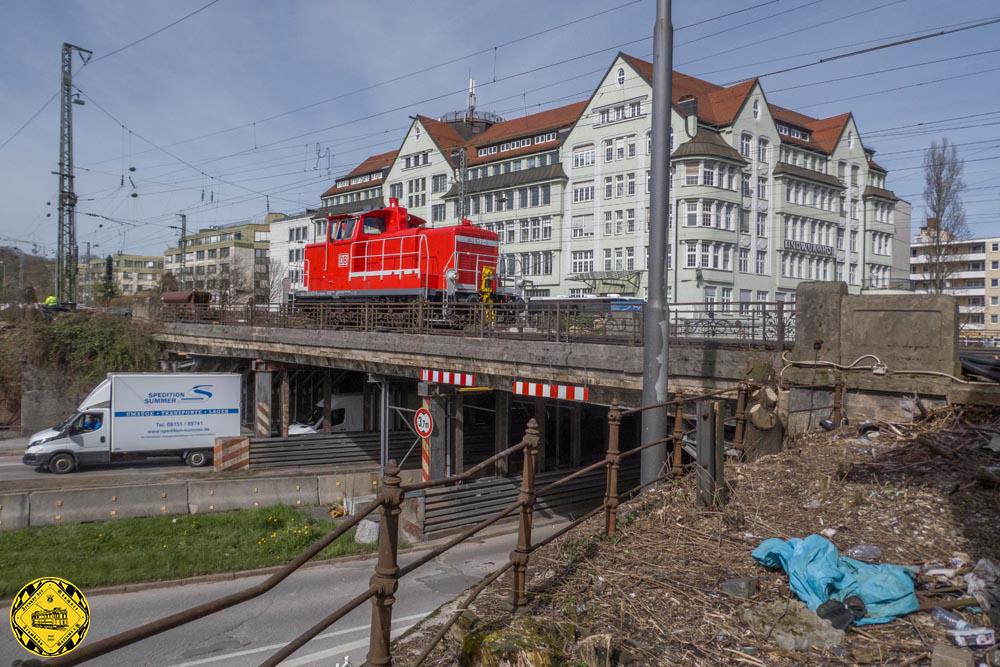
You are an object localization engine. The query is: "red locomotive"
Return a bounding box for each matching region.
[300,198,515,302]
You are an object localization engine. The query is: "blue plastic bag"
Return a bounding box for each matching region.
[752,534,918,625]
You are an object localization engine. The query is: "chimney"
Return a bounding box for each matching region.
[926,217,939,230]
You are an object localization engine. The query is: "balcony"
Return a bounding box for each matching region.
[910,270,984,281]
[911,253,986,264]
[960,305,986,314]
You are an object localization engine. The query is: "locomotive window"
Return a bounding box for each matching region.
[333,218,356,240]
[362,216,385,236]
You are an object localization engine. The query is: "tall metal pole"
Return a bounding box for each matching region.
[177,213,188,287]
[641,0,673,485]
[56,42,91,307]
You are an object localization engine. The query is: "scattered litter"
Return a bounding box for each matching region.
[845,544,883,562]
[820,418,836,431]
[752,535,919,625]
[925,568,958,579]
[802,499,822,509]
[820,527,837,539]
[964,558,1000,625]
[720,577,758,599]
[931,607,973,630]
[817,597,865,631]
[930,609,995,648]
[858,421,880,437]
[984,434,1000,453]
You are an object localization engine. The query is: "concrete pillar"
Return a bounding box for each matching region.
[322,371,332,433]
[450,395,464,474]
[534,398,547,472]
[570,403,582,468]
[253,365,273,439]
[494,391,511,476]
[279,370,290,438]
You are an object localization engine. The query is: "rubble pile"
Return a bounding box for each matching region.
[396,406,1000,666]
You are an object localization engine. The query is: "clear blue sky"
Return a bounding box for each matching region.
[1,0,998,258]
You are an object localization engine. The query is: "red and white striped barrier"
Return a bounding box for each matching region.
[420,369,476,387]
[512,381,589,402]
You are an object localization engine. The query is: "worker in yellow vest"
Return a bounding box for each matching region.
[44,295,57,307]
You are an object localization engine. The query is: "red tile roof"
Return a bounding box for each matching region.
[415,115,467,165]
[345,150,397,178]
[464,100,586,166]
[321,150,396,199]
[623,53,855,155]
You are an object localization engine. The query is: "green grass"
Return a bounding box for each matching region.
[0,505,375,598]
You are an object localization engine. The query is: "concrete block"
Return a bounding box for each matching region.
[28,484,188,526]
[0,493,29,530]
[317,470,379,505]
[355,517,379,544]
[793,281,847,363]
[187,476,318,513]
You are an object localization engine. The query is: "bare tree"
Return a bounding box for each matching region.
[918,138,968,293]
[266,257,287,304]
[214,255,252,305]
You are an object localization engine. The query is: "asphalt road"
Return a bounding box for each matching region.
[0,452,208,483]
[0,524,558,666]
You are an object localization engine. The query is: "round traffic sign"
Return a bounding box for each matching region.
[414,408,434,439]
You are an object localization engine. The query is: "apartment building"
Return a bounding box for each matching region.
[311,52,909,302]
[269,210,314,301]
[163,217,272,304]
[910,219,997,337]
[78,253,164,304]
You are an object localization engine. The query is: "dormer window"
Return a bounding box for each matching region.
[616,67,625,86]
[752,99,760,120]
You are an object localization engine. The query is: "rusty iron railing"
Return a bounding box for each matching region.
[44,389,739,667]
[159,299,796,347]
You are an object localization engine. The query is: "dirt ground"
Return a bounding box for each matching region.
[395,406,1000,666]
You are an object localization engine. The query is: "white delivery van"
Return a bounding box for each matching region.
[288,394,364,435]
[23,373,242,473]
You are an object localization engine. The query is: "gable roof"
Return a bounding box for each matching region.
[320,150,396,199]
[345,150,397,179]
[414,115,467,166]
[463,101,586,166]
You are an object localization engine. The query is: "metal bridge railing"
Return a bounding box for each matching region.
[159,299,796,347]
[43,387,742,667]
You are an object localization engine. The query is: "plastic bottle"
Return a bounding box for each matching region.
[931,607,972,630]
[845,544,882,561]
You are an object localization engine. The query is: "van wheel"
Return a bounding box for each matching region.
[185,450,210,467]
[49,453,77,474]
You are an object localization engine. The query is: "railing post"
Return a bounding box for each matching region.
[776,301,785,348]
[671,392,685,473]
[510,418,540,613]
[417,299,424,334]
[604,400,621,537]
[366,460,403,666]
[554,303,561,342]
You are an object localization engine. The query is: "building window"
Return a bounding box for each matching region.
[686,242,697,268]
[573,183,595,203]
[738,248,749,273]
[573,146,595,168]
[752,99,760,120]
[571,214,594,238]
[757,138,768,163]
[616,67,625,85]
[571,250,594,273]
[431,174,448,193]
[740,133,752,158]
[432,203,446,222]
[755,250,766,275]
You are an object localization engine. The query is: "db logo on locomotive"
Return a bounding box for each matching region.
[10,577,90,657]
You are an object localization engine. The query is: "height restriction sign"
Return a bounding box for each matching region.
[414,407,434,439]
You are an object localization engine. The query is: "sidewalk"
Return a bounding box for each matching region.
[0,436,27,453]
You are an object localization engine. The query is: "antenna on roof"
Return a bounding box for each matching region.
[466,78,476,123]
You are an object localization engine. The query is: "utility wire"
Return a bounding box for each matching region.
[0,91,58,154]
[88,0,223,64]
[730,14,1000,84]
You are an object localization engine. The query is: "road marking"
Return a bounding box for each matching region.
[168,612,427,666]
[282,623,417,667]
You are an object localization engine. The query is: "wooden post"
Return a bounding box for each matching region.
[604,401,621,537]
[510,419,540,612]
[366,461,402,666]
[322,371,332,433]
[733,383,748,450]
[494,391,511,476]
[713,400,729,505]
[570,403,582,469]
[671,392,685,473]
[695,401,714,507]
[279,370,290,438]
